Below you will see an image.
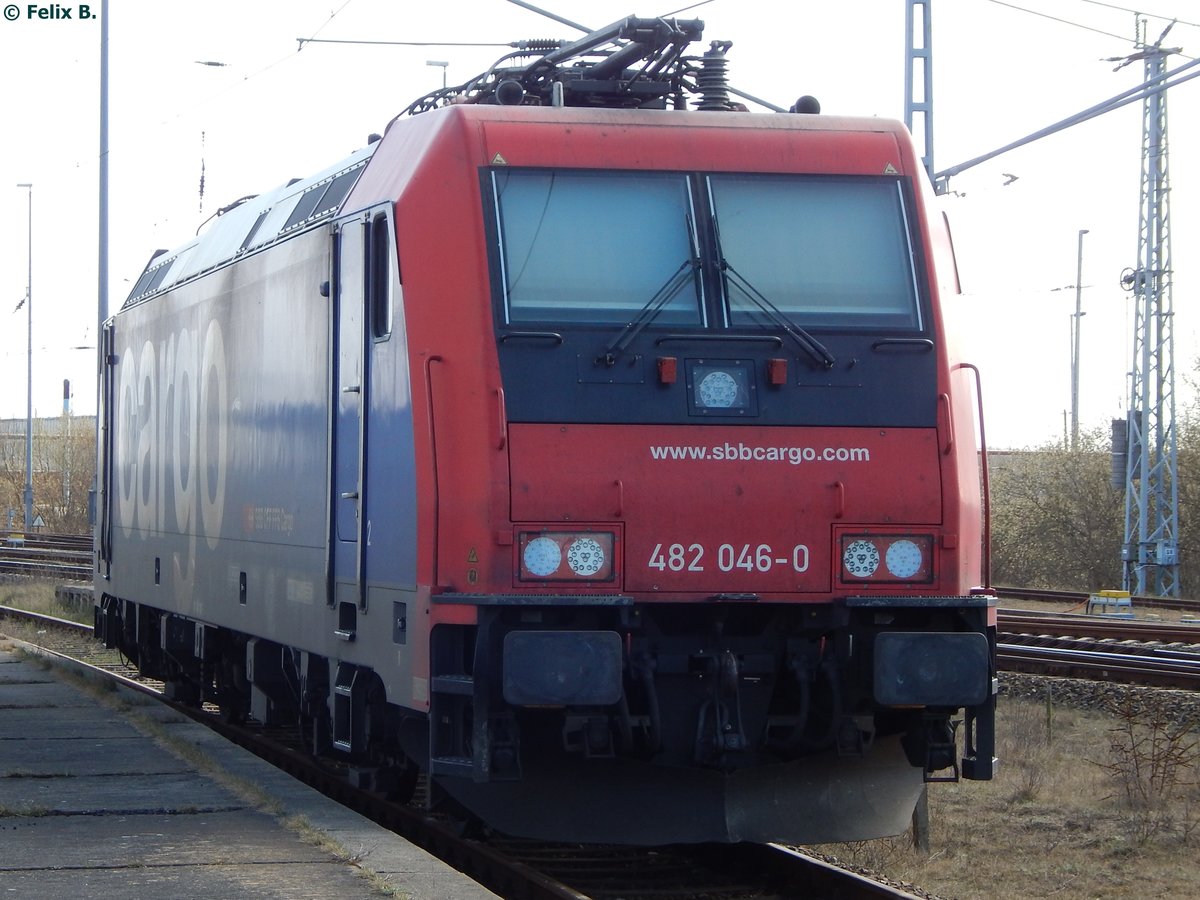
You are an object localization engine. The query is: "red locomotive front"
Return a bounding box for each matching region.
[369,105,997,843]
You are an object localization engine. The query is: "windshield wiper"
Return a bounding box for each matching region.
[597,258,700,366]
[598,212,703,367]
[710,208,835,370]
[721,262,836,369]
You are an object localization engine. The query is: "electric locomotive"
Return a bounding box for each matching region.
[95,16,997,844]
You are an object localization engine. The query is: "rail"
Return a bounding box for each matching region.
[0,531,92,581]
[995,585,1200,614]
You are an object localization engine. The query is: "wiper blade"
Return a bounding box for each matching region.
[723,262,836,370]
[598,257,699,366]
[709,200,835,370]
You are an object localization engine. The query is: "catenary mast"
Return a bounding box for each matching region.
[1120,17,1180,597]
[904,0,934,184]
[906,2,1184,597]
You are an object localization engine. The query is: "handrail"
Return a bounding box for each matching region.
[499,331,564,344]
[97,323,115,576]
[424,354,445,589]
[872,338,934,353]
[937,392,953,456]
[655,333,783,346]
[354,361,368,609]
[495,386,508,451]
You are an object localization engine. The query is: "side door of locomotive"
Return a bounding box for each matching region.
[331,211,370,614]
[330,205,415,621]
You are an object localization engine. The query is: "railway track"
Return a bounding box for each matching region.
[999,607,1200,643]
[997,606,1200,690]
[0,532,92,581]
[0,602,926,900]
[997,638,1200,690]
[994,585,1200,615]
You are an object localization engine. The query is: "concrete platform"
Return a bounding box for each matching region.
[0,646,499,899]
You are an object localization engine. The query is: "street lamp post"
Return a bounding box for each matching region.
[427,59,449,89]
[16,182,34,530]
[1070,228,1089,451]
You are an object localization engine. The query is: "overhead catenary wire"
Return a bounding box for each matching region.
[985,0,1136,43]
[1076,0,1200,30]
[984,0,1196,59]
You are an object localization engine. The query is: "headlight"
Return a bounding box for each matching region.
[517,530,616,583]
[687,360,758,416]
[840,534,933,584]
[843,539,881,577]
[885,539,924,579]
[565,537,605,576]
[522,537,562,577]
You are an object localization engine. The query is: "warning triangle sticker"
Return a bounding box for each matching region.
[491,153,509,166]
[883,163,898,174]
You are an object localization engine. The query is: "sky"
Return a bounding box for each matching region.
[0,0,1196,449]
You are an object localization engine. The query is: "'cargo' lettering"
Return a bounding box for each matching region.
[114,319,228,549]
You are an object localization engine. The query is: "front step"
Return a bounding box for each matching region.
[430,755,474,776]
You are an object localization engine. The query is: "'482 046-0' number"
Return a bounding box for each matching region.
[647,542,810,573]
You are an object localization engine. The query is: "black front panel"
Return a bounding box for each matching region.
[495,335,937,426]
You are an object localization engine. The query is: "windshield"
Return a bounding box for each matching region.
[492,170,703,325]
[490,169,923,333]
[708,174,922,330]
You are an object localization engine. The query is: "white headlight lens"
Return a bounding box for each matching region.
[885,539,924,578]
[697,370,740,408]
[522,537,562,577]
[843,539,881,578]
[566,538,605,576]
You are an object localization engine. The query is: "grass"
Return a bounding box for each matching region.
[0,578,93,625]
[0,803,51,817]
[812,691,1200,899]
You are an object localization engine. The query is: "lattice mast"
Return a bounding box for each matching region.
[904,0,935,185]
[1120,18,1180,596]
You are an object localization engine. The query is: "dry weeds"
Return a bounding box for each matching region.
[0,578,91,624]
[815,692,1200,899]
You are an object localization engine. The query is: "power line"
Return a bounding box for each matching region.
[1077,0,1200,30]
[296,38,514,48]
[145,3,364,133]
[983,0,1135,44]
[985,1,1196,60]
[225,0,360,88]
[304,0,358,43]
